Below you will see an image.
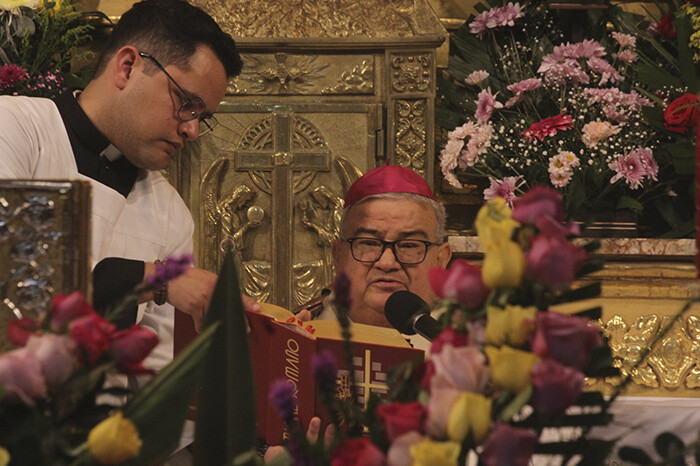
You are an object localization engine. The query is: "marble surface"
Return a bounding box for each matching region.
[448,236,696,259]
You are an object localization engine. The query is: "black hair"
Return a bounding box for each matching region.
[94,0,242,78]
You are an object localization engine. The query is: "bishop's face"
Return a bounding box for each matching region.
[331,198,451,327]
[116,44,228,171]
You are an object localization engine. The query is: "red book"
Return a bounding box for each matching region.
[174,303,424,445]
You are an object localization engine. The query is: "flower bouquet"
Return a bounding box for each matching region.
[0,0,93,98]
[0,254,225,465]
[436,0,690,236]
[267,186,620,465]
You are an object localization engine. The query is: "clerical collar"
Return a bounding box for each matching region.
[53,91,138,198]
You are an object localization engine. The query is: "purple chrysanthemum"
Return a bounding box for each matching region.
[0,64,28,91]
[269,379,297,423]
[145,253,194,289]
[312,350,338,392]
[483,176,523,207]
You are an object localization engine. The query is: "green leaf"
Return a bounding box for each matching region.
[193,250,257,465]
[615,196,644,212]
[121,321,220,465]
[674,11,699,93]
[498,385,533,422]
[572,306,602,320]
[552,282,601,304]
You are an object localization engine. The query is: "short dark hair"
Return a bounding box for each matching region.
[94,0,242,78]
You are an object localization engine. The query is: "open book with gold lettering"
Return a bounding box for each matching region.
[174,302,423,445]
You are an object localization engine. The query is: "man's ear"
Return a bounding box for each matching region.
[112,46,139,90]
[436,241,452,268]
[331,239,342,269]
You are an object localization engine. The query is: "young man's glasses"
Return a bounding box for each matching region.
[139,52,218,136]
[343,237,435,265]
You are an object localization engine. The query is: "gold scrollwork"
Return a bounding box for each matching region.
[395,99,427,173]
[193,0,421,39]
[391,54,431,93]
[233,52,329,95]
[599,314,700,390]
[321,60,375,95]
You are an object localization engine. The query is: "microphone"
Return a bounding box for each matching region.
[384,290,441,341]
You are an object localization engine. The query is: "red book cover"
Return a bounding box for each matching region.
[174,303,424,445]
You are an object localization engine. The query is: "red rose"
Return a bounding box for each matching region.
[429,327,469,355]
[330,437,385,466]
[50,291,94,332]
[375,401,426,442]
[525,234,587,291]
[512,186,564,225]
[531,311,602,369]
[429,260,490,311]
[664,93,699,133]
[110,326,159,375]
[530,359,585,416]
[7,317,39,346]
[69,313,115,364]
[657,12,677,40]
[480,424,538,466]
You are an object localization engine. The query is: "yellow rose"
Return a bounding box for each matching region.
[0,446,9,466]
[410,438,461,466]
[475,198,524,288]
[446,391,492,444]
[474,197,519,247]
[481,238,525,288]
[485,346,540,393]
[87,411,142,464]
[484,305,537,347]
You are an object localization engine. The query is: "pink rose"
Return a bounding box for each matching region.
[429,344,488,393]
[50,291,94,332]
[512,186,564,225]
[530,359,585,416]
[375,401,425,442]
[110,326,159,375]
[429,260,490,311]
[480,424,538,466]
[69,313,115,364]
[330,437,385,466]
[534,214,580,238]
[424,385,460,438]
[25,334,78,388]
[525,234,587,291]
[531,311,602,369]
[0,348,47,405]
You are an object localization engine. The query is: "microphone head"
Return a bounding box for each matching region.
[384,290,429,335]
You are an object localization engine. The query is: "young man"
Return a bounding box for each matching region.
[0,0,245,381]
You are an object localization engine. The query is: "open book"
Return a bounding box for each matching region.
[174,302,424,445]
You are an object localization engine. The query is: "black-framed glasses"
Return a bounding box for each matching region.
[344,237,435,265]
[139,52,218,135]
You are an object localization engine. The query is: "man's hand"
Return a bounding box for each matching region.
[167,267,217,333]
[263,417,335,463]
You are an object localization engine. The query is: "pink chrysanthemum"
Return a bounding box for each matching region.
[608,147,656,190]
[469,2,524,37]
[440,122,493,187]
[507,78,542,94]
[614,49,638,63]
[586,57,623,85]
[522,114,574,142]
[475,87,503,123]
[483,176,523,206]
[538,58,589,86]
[612,32,636,48]
[465,70,489,86]
[0,64,28,91]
